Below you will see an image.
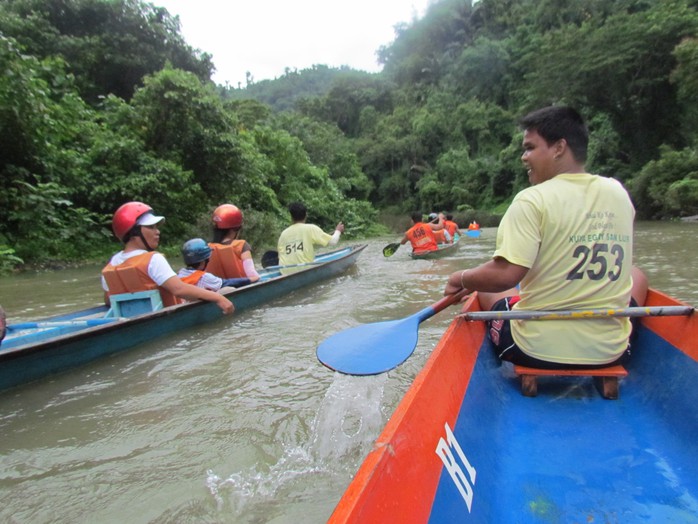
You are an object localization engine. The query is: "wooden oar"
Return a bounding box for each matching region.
[7,318,120,331]
[459,305,694,321]
[382,242,401,257]
[316,290,469,375]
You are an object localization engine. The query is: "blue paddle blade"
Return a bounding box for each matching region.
[316,292,467,376]
[317,315,421,375]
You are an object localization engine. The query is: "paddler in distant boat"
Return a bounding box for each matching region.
[444,213,463,241]
[102,202,233,314]
[207,204,260,284]
[428,212,451,244]
[400,212,440,254]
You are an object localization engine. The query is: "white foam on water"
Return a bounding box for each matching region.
[205,372,387,515]
[308,373,387,460]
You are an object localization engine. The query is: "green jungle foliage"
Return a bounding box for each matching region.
[1,0,698,271]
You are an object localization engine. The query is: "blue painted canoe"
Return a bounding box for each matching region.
[409,237,461,260]
[0,244,366,392]
[329,288,698,523]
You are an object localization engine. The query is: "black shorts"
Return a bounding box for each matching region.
[486,297,639,370]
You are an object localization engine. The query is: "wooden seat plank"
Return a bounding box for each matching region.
[514,364,628,400]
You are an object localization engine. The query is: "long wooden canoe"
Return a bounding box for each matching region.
[409,237,461,260]
[0,244,366,392]
[329,288,698,523]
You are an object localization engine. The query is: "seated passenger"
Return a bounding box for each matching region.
[444,106,647,369]
[428,212,451,244]
[102,202,233,315]
[443,213,463,241]
[178,238,251,290]
[207,204,260,283]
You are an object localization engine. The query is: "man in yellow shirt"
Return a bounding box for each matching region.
[277,202,344,266]
[444,106,648,368]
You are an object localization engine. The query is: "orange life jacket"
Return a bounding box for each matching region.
[433,229,448,244]
[102,251,181,307]
[406,223,438,252]
[468,222,480,230]
[444,220,458,238]
[179,270,205,286]
[207,241,246,279]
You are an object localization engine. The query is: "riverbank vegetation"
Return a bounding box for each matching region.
[1,0,697,271]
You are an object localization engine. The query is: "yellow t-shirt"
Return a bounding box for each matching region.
[277,223,332,266]
[494,173,635,365]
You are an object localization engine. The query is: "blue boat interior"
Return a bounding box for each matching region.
[2,305,109,351]
[429,324,698,523]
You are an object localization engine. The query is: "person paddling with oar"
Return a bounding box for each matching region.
[383,212,444,257]
[444,105,648,370]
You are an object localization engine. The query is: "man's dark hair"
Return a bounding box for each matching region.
[411,212,422,222]
[288,202,307,222]
[520,106,588,163]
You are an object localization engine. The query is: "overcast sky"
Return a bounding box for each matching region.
[154,0,432,88]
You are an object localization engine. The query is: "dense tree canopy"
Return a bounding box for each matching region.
[1,0,697,271]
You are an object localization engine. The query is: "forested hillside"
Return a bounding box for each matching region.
[1,0,697,271]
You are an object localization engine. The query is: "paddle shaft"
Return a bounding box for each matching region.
[259,259,328,272]
[7,318,119,331]
[418,289,472,321]
[459,305,694,321]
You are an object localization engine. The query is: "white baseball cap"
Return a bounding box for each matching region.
[136,211,165,226]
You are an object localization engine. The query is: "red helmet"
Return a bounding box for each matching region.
[112,201,152,241]
[212,204,243,229]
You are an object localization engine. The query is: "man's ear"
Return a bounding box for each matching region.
[553,138,568,159]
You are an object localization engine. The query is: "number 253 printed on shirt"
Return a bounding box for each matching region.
[567,242,624,281]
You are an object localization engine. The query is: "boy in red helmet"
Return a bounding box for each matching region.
[102,202,234,315]
[207,204,260,283]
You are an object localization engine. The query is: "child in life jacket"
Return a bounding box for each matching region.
[177,238,252,290]
[207,204,261,283]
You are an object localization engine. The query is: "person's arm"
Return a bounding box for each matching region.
[161,276,234,314]
[241,247,260,282]
[444,258,528,296]
[328,222,344,246]
[429,218,445,231]
[221,277,252,288]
